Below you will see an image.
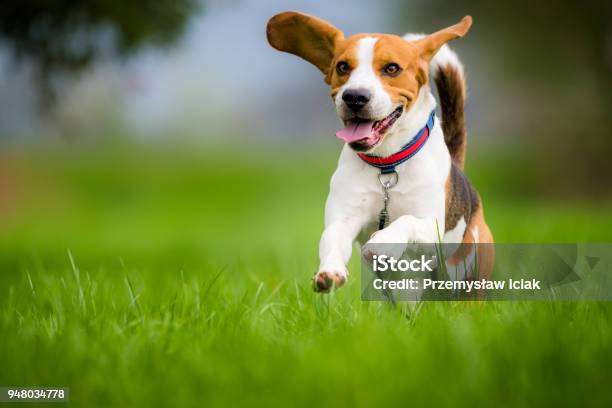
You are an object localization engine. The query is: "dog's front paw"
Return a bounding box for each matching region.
[313,269,347,293]
[362,228,408,262]
[361,242,407,264]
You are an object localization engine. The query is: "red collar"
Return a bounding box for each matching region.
[358,110,435,174]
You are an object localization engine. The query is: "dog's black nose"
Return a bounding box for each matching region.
[342,88,371,112]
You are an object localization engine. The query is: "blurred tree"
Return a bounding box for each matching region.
[393,0,612,196]
[0,0,200,111]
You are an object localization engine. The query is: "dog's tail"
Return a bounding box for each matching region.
[404,34,469,169]
[430,44,468,169]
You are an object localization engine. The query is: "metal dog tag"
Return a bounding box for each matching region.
[377,171,398,230]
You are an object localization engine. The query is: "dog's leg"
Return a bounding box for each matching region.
[362,215,439,260]
[315,219,363,292]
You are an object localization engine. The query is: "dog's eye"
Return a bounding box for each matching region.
[383,63,402,77]
[336,61,350,75]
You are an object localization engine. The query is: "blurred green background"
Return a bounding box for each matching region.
[0,0,611,406]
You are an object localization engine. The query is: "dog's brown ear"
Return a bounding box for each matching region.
[267,11,343,76]
[414,16,472,62]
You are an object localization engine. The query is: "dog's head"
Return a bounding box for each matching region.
[267,11,471,153]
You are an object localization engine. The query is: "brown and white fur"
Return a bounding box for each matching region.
[267,11,494,292]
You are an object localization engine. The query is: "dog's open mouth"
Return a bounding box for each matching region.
[336,106,403,151]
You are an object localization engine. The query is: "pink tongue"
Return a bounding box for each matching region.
[335,121,375,143]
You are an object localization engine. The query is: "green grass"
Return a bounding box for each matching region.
[0,144,611,407]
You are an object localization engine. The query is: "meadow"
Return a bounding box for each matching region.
[0,142,611,407]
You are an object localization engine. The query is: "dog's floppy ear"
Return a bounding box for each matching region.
[414,16,472,62]
[267,11,343,77]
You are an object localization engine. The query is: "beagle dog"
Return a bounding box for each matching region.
[266,11,494,292]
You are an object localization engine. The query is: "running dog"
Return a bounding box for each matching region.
[266,11,494,292]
